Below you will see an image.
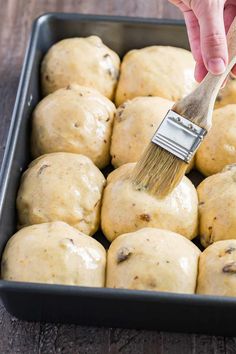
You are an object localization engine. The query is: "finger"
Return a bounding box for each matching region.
[224,4,236,32]
[224,4,236,75]
[194,60,208,82]
[183,10,202,62]
[183,10,208,82]
[195,1,228,75]
[168,0,189,11]
[232,68,236,77]
[169,1,201,61]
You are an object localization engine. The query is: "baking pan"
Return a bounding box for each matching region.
[0,12,235,335]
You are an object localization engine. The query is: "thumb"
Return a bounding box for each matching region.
[194,1,228,75]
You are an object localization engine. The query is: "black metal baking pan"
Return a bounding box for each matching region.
[0,12,235,336]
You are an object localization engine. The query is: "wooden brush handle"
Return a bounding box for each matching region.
[173,16,236,130]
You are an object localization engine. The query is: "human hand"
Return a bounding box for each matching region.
[169,0,236,81]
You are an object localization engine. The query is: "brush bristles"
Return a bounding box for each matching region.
[131,143,188,197]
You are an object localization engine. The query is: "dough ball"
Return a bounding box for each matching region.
[215,75,236,109]
[31,84,116,169]
[111,96,195,172]
[101,163,198,242]
[111,96,173,167]
[115,46,196,106]
[17,153,105,235]
[41,36,120,99]
[197,164,236,247]
[106,228,200,293]
[196,105,236,176]
[1,221,106,287]
[197,240,236,296]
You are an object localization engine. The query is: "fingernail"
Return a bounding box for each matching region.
[207,58,226,75]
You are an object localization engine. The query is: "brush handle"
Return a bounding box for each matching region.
[173,16,236,130]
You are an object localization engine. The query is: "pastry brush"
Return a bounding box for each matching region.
[131,17,236,197]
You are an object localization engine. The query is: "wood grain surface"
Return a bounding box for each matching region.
[0,1,236,353]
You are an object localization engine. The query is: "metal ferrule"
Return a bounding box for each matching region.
[151,110,207,163]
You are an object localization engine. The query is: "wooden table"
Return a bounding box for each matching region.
[0,1,236,353]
